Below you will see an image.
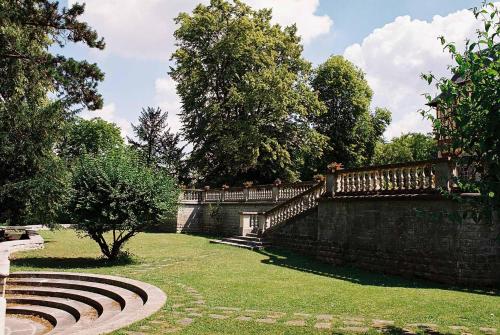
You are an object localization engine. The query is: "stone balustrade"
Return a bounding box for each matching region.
[240,181,326,236]
[180,181,317,204]
[327,158,455,196]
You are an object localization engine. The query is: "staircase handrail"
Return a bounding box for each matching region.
[261,180,326,232]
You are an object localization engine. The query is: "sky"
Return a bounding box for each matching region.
[61,0,488,140]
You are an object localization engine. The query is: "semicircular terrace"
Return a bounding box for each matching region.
[0,228,166,335]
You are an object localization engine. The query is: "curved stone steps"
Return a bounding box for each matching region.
[7,304,76,333]
[6,288,107,317]
[6,271,167,335]
[7,297,83,321]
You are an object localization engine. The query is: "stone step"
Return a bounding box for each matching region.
[210,239,267,250]
[6,286,122,322]
[7,296,85,322]
[231,235,264,242]
[222,237,269,246]
[6,271,167,335]
[8,278,144,313]
[8,304,77,333]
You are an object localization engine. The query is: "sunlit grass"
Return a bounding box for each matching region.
[9,230,499,334]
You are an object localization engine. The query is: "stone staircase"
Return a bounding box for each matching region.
[211,181,326,250]
[210,232,270,250]
[4,271,166,335]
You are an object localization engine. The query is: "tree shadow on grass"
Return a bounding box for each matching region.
[257,248,499,297]
[11,256,136,269]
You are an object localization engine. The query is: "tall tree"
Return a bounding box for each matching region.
[373,133,438,165]
[58,117,123,161]
[422,2,500,210]
[0,0,104,224]
[128,107,185,180]
[170,0,326,186]
[310,56,391,171]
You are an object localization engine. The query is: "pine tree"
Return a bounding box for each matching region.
[129,107,185,180]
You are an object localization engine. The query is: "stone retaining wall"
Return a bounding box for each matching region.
[176,202,276,236]
[265,195,500,286]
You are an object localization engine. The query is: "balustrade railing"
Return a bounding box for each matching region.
[331,158,453,196]
[180,182,319,204]
[180,189,203,202]
[278,181,316,200]
[248,186,273,201]
[262,181,326,232]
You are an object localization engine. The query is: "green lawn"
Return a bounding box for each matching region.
[9,230,499,335]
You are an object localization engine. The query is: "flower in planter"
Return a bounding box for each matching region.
[327,162,344,172]
[243,181,254,188]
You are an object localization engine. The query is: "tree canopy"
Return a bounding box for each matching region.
[372,133,438,165]
[170,0,327,186]
[310,56,391,172]
[58,117,123,161]
[0,0,105,225]
[422,1,499,210]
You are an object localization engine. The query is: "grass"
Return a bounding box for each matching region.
[10,230,500,335]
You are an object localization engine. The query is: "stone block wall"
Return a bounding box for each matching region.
[176,202,276,236]
[265,207,318,257]
[266,195,500,286]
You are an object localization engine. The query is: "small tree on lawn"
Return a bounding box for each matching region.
[66,149,179,260]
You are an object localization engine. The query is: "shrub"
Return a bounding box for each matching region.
[66,149,179,260]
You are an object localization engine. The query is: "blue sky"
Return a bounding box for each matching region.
[62,0,485,140]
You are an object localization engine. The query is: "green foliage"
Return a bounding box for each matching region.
[422,1,500,210]
[170,0,327,186]
[373,133,438,165]
[129,107,185,181]
[58,117,124,161]
[310,56,391,174]
[208,201,225,236]
[0,0,105,225]
[66,149,179,260]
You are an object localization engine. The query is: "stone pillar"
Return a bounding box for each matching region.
[257,213,267,236]
[326,162,343,196]
[202,186,210,202]
[434,158,453,191]
[239,212,259,236]
[272,179,282,202]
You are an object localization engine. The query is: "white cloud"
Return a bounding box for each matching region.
[344,9,482,140]
[70,0,332,60]
[245,0,332,44]
[80,103,133,139]
[154,76,182,133]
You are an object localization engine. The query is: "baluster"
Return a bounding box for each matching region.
[390,169,396,191]
[368,172,373,192]
[415,166,422,190]
[429,164,436,189]
[422,165,429,189]
[399,168,405,190]
[404,167,410,191]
